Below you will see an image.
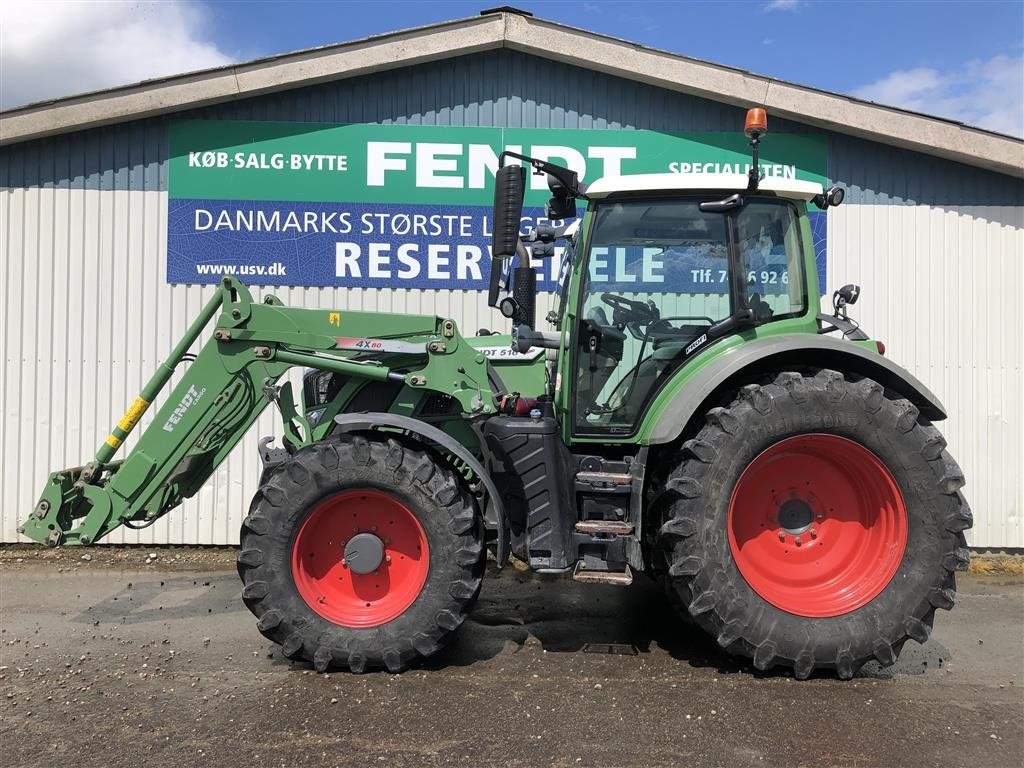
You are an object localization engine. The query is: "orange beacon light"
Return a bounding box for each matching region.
[745,107,768,139]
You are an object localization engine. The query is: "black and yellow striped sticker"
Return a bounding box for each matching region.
[117,396,150,433]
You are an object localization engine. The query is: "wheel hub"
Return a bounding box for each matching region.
[344,532,384,574]
[777,498,814,534]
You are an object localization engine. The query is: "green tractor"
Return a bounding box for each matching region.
[21,109,971,678]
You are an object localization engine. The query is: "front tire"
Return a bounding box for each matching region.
[655,370,972,679]
[237,434,484,673]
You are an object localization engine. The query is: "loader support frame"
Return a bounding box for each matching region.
[21,278,496,547]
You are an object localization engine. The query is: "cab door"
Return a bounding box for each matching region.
[563,195,810,442]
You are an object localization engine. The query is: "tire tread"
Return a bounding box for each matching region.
[238,434,485,673]
[654,369,971,679]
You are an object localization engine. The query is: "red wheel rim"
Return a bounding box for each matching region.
[291,489,429,627]
[728,434,907,618]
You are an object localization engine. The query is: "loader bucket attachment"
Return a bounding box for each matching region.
[20,278,291,546]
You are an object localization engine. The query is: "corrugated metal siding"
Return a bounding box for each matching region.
[0,184,554,545]
[827,135,1024,548]
[1,49,1021,546]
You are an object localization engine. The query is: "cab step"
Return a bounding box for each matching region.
[572,563,634,586]
[574,520,634,536]
[575,471,632,488]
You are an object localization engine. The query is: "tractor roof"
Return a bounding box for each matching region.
[585,173,823,201]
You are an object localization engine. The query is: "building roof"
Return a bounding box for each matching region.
[1,9,1022,178]
[586,174,822,200]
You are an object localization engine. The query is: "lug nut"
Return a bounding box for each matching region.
[795,535,802,546]
[778,531,786,541]
[810,528,818,539]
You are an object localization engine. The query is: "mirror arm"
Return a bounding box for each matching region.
[498,151,588,198]
[486,257,505,309]
[487,237,533,309]
[516,238,532,266]
[512,324,561,353]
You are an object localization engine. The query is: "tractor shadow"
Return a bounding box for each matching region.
[71,573,245,626]
[74,568,949,679]
[424,565,750,674]
[425,565,952,679]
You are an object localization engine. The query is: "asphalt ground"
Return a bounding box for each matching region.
[1,555,1021,768]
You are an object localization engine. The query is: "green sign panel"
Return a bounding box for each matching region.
[167,120,827,288]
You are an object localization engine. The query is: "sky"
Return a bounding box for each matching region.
[1,0,1022,136]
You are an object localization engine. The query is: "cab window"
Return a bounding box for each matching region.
[737,201,806,320]
[573,196,807,435]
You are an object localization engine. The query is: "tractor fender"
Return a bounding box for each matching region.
[647,334,947,446]
[332,413,510,567]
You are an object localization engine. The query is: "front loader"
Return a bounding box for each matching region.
[22,109,971,678]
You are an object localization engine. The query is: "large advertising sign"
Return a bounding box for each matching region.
[167,121,827,291]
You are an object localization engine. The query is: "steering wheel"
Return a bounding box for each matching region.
[600,293,659,328]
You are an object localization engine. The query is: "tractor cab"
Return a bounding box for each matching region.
[568,174,820,437]
[489,108,846,441]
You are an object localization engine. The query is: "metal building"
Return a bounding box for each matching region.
[2,10,1022,547]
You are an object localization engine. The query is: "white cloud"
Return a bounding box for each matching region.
[852,55,1024,137]
[0,1,234,110]
[764,0,804,11]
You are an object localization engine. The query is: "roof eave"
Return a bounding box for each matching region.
[1,11,1021,179]
[502,15,1024,179]
[0,14,505,146]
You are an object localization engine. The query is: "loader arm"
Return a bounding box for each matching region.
[20,277,496,546]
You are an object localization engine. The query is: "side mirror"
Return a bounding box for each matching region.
[492,164,526,259]
[545,172,578,220]
[812,185,846,209]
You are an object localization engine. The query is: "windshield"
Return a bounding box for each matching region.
[574,196,807,434]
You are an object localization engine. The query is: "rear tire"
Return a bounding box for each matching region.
[654,370,971,679]
[237,434,484,673]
